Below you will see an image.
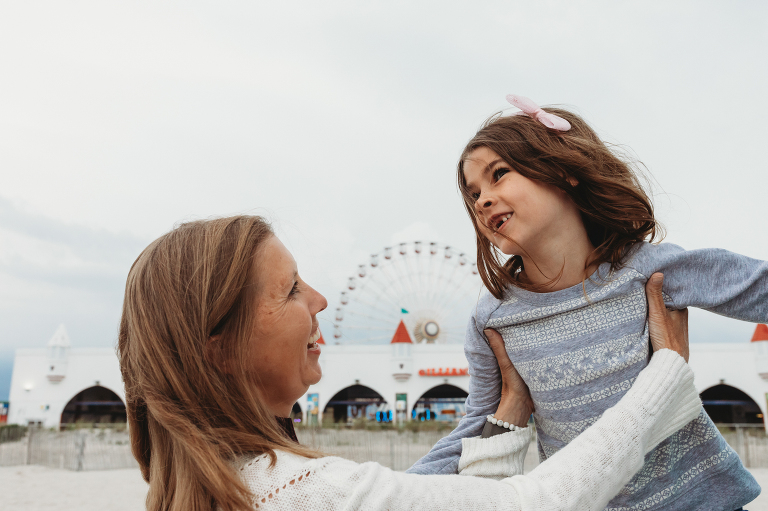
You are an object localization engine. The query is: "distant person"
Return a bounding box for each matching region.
[407,95,767,510]
[118,215,698,510]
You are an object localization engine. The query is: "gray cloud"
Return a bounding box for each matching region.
[0,1,766,398]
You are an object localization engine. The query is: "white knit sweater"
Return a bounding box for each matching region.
[236,349,701,510]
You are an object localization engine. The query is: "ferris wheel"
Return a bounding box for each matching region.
[333,241,483,345]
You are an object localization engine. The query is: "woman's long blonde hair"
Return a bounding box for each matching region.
[118,216,319,511]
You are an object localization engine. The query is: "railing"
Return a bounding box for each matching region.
[718,423,767,468]
[1,423,766,471]
[0,426,137,470]
[296,428,450,472]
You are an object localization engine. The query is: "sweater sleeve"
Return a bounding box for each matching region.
[458,426,534,480]
[244,350,701,511]
[405,314,505,475]
[632,243,768,322]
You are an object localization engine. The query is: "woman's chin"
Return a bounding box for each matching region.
[306,365,322,385]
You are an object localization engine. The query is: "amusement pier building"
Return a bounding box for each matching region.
[7,323,768,429]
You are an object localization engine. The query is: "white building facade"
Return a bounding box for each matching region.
[8,323,768,429]
[8,325,125,428]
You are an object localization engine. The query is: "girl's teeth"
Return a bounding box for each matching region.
[496,213,512,228]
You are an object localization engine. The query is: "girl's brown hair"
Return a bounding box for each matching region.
[458,108,662,299]
[117,216,319,511]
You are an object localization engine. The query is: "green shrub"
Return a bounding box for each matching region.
[0,424,27,443]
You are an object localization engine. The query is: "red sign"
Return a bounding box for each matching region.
[418,368,468,377]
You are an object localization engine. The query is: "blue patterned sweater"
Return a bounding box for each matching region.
[407,242,767,511]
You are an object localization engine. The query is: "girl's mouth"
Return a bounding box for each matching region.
[494,213,513,231]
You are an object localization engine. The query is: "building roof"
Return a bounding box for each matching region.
[317,329,325,345]
[752,324,768,343]
[390,320,413,344]
[47,324,71,348]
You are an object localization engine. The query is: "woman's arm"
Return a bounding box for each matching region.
[249,274,699,510]
[250,350,699,511]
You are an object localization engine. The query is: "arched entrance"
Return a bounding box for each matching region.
[413,384,468,422]
[323,385,388,423]
[60,386,127,426]
[701,384,763,424]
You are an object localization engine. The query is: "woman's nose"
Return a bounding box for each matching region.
[314,290,328,314]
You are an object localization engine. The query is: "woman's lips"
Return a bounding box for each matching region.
[307,329,321,353]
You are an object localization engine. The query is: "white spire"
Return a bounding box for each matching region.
[47,324,71,348]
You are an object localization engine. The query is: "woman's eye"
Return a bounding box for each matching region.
[493,168,510,181]
[289,281,299,296]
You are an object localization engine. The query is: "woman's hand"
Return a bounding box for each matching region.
[485,328,534,427]
[646,272,689,362]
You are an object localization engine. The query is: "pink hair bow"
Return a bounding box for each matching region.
[506,94,571,131]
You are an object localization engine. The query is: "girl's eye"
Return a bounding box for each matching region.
[492,167,510,181]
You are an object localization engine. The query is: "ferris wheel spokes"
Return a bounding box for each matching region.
[333,240,481,344]
[431,269,482,320]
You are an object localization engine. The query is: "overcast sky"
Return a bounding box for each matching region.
[1,1,767,400]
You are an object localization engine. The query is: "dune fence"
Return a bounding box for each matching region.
[0,427,137,471]
[1,423,767,471]
[720,424,768,469]
[296,428,451,471]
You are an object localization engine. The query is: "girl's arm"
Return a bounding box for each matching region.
[405,314,504,475]
[634,242,768,321]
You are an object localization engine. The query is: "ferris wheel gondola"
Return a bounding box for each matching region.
[333,241,483,345]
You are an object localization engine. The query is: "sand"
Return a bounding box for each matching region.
[2,464,767,510]
[0,465,148,511]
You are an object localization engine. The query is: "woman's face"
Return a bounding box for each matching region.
[249,236,327,416]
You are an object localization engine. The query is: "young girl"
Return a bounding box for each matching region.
[407,95,767,510]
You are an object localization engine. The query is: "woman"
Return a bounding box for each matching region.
[118,215,699,511]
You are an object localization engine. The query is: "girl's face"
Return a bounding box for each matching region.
[248,236,327,415]
[463,146,580,256]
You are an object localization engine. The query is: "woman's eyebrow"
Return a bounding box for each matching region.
[283,270,298,291]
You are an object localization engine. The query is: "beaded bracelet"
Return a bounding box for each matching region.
[486,414,526,432]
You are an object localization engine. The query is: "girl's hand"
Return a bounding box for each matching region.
[484,328,534,427]
[646,272,689,362]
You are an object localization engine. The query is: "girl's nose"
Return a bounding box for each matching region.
[477,194,495,209]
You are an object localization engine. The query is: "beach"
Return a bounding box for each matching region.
[3,463,767,510]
